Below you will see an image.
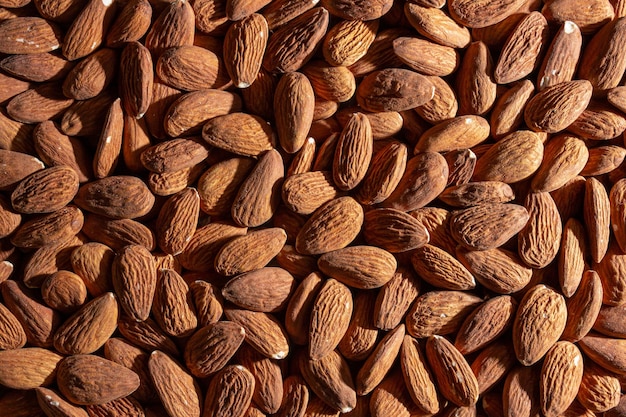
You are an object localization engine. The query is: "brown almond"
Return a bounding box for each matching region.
[57,354,140,405]
[149,350,202,417]
[513,284,568,366]
[406,291,482,339]
[112,244,157,322]
[450,203,530,251]
[222,267,295,312]
[74,176,154,220]
[184,321,245,378]
[426,335,479,407]
[0,347,62,390]
[540,341,584,417]
[318,245,397,290]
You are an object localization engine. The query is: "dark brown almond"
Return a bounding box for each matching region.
[356,68,435,112]
[74,176,154,220]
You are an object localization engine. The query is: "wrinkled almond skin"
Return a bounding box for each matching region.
[221,267,295,312]
[540,341,584,417]
[309,278,353,361]
[318,245,397,290]
[57,354,140,405]
[295,196,363,256]
[513,285,568,366]
[184,321,245,378]
[426,335,479,407]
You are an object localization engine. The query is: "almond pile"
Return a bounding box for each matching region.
[1,0,626,416]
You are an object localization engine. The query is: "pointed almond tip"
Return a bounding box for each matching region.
[272,350,287,360]
[341,406,354,413]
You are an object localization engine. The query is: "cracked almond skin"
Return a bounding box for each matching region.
[448,0,527,28]
[513,284,568,366]
[295,196,363,256]
[309,278,353,361]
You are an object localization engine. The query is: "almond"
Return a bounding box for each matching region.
[513,284,568,366]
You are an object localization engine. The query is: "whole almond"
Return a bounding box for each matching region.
[406,291,482,339]
[295,196,363,256]
[318,245,397,290]
[450,203,530,251]
[221,267,295,312]
[274,72,315,154]
[0,17,62,54]
[53,292,118,355]
[112,244,157,321]
[0,347,62,390]
[356,68,435,112]
[57,354,140,405]
[223,13,268,88]
[184,321,246,378]
[426,335,479,407]
[74,176,155,220]
[231,148,284,227]
[149,350,201,417]
[202,365,255,417]
[513,284,568,366]
[524,80,593,133]
[540,341,584,417]
[309,278,353,361]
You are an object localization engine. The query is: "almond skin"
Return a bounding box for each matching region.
[513,285,568,366]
